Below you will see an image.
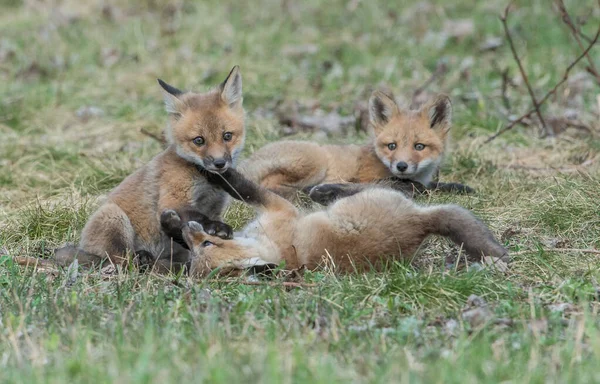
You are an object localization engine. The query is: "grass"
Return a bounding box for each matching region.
[1,0,600,382]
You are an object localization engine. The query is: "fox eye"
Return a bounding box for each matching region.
[201,240,213,247]
[223,132,233,141]
[414,143,426,151]
[193,136,205,146]
[387,143,397,150]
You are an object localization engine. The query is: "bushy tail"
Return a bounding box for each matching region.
[237,155,288,185]
[424,205,508,261]
[14,245,105,268]
[53,245,105,267]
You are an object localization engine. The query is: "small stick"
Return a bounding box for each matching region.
[484,22,600,144]
[500,3,548,134]
[140,127,167,145]
[411,60,449,108]
[512,248,600,256]
[556,0,600,84]
[501,68,512,111]
[206,279,317,288]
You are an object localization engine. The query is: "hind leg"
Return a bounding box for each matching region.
[79,203,136,265]
[154,240,192,275]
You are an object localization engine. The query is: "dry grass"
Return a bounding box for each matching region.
[1,0,600,382]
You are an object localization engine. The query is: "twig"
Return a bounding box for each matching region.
[140,127,167,145]
[411,60,449,108]
[500,3,548,134]
[484,21,600,144]
[206,279,317,288]
[512,248,600,256]
[556,0,600,84]
[501,68,512,110]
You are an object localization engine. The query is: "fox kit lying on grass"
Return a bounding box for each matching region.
[54,66,245,272]
[239,91,472,203]
[160,168,508,277]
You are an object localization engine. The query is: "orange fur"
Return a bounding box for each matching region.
[239,92,452,199]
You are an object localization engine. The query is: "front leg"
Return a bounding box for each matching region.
[160,208,233,251]
[308,183,368,205]
[428,181,475,194]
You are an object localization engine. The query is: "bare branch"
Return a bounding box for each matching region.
[140,127,167,145]
[555,0,600,84]
[484,20,600,144]
[499,3,548,133]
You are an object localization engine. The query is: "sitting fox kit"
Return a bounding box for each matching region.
[240,91,472,201]
[55,66,245,271]
[162,169,508,277]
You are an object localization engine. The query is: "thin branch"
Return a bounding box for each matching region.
[555,0,600,84]
[140,127,167,145]
[484,21,600,144]
[206,279,317,288]
[411,60,448,108]
[500,4,548,133]
[512,248,600,256]
[501,68,512,110]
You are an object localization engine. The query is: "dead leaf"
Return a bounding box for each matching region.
[547,303,575,313]
[282,44,318,57]
[76,106,105,122]
[528,318,548,334]
[443,19,475,40]
[63,259,79,287]
[541,236,570,249]
[479,36,503,52]
[101,47,120,67]
[462,294,493,328]
[482,256,509,272]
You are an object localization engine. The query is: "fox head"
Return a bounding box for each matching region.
[369,91,452,184]
[158,66,244,174]
[182,221,271,277]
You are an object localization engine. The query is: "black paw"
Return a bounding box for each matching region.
[309,183,348,206]
[433,182,476,194]
[202,220,234,240]
[160,209,182,232]
[134,250,155,272]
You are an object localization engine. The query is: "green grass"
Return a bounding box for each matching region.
[1,0,600,382]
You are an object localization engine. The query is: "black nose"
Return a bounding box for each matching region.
[396,162,408,172]
[213,159,227,169]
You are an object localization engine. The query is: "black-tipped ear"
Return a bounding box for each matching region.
[424,95,452,133]
[157,78,184,97]
[220,66,242,109]
[368,90,399,134]
[158,79,185,117]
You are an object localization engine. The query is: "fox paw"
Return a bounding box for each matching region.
[160,209,182,232]
[309,183,349,206]
[203,220,234,240]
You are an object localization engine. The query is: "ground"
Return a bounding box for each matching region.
[1,0,600,382]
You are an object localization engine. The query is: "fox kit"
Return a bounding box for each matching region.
[239,91,472,203]
[161,169,507,277]
[54,66,245,272]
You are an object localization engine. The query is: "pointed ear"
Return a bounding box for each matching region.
[182,221,206,249]
[423,95,452,133]
[157,79,185,118]
[369,90,399,134]
[220,66,242,109]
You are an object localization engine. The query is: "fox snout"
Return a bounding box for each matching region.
[392,160,417,178]
[203,155,231,174]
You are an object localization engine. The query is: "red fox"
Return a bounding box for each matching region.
[53,66,245,272]
[239,91,472,202]
[160,169,508,277]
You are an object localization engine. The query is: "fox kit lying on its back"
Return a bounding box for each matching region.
[161,168,508,277]
[239,91,472,203]
[54,66,245,272]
